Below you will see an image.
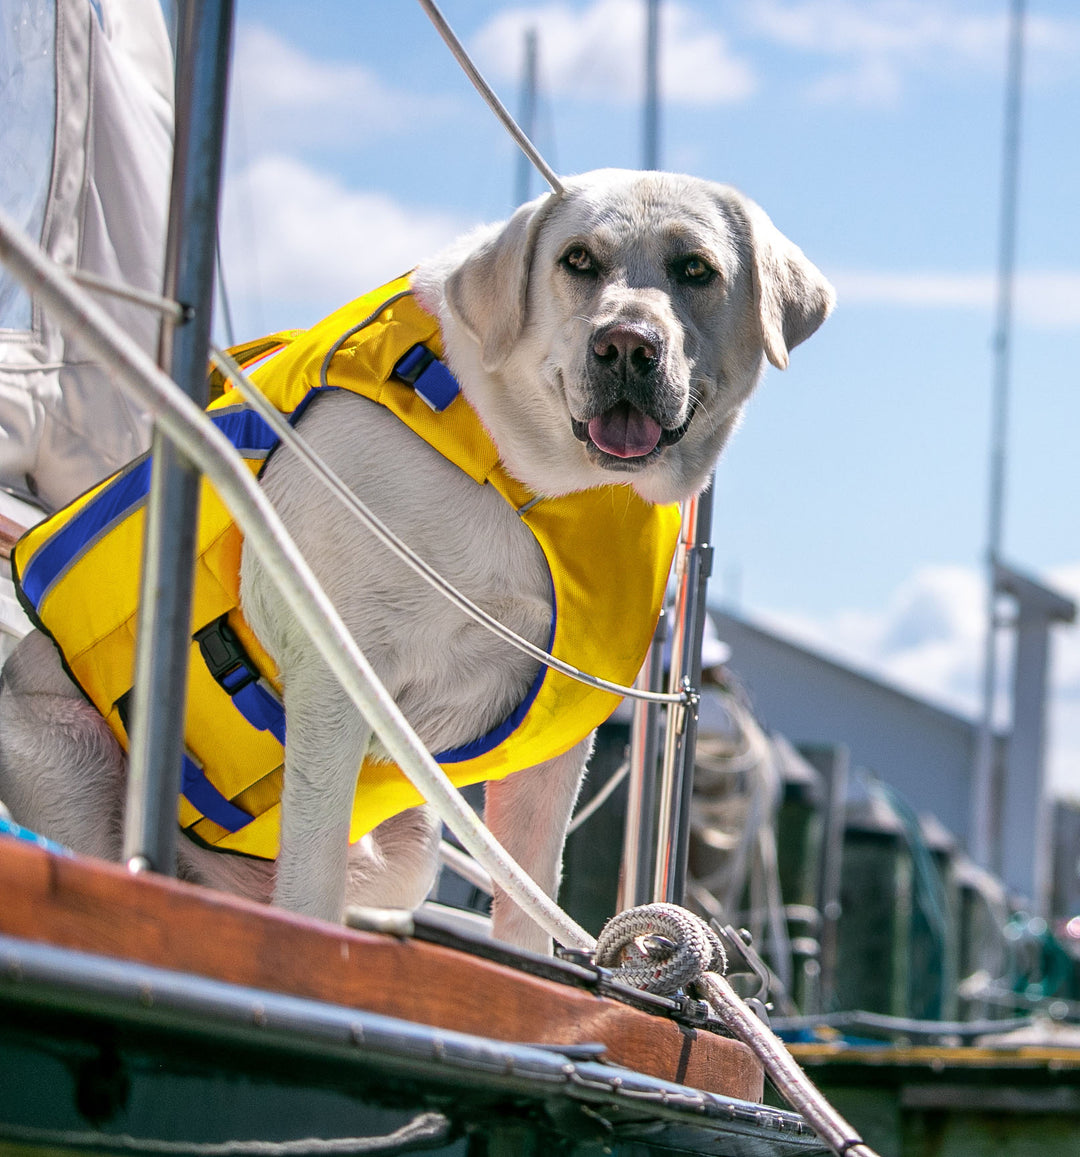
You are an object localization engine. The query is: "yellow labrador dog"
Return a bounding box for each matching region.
[0,170,832,952]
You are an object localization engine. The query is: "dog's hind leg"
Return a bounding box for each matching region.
[0,630,126,861]
[345,804,441,911]
[483,734,594,954]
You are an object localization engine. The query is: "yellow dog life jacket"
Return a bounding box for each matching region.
[12,276,681,860]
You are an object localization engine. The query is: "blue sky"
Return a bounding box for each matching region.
[219,0,1080,796]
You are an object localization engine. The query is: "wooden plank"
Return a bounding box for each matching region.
[0,839,763,1101]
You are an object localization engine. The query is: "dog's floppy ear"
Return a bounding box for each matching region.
[444,192,558,370]
[741,198,835,371]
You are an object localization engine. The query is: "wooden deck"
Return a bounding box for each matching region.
[0,837,764,1103]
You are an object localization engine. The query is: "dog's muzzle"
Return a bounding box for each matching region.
[575,321,694,460]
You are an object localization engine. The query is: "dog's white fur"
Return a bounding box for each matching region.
[0,171,833,953]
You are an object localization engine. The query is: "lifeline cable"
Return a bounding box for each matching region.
[69,267,189,322]
[209,343,687,708]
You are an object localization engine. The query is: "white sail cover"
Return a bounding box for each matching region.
[0,0,173,512]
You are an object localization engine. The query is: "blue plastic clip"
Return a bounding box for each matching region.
[394,344,460,412]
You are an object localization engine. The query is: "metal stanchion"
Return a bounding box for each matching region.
[652,481,714,905]
[123,0,234,874]
[619,611,667,912]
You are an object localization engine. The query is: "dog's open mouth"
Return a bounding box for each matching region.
[572,401,695,462]
[586,402,662,458]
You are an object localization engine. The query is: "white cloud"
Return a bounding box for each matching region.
[761,564,987,714]
[755,561,1080,798]
[227,23,447,157]
[218,23,471,336]
[749,0,1005,62]
[1017,274,1080,330]
[831,270,992,311]
[805,55,903,105]
[473,0,756,105]
[830,269,1080,331]
[745,0,1080,105]
[218,154,470,335]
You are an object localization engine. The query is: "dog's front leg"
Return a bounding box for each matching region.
[275,658,371,924]
[483,735,593,954]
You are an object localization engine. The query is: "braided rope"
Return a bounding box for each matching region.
[595,903,727,995]
[596,905,882,1157]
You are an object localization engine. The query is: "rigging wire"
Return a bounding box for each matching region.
[215,233,237,348]
[69,268,188,323]
[416,0,564,197]
[514,27,539,207]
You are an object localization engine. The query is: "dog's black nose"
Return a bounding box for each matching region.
[591,322,661,378]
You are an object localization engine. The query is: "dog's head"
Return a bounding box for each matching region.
[414,169,834,505]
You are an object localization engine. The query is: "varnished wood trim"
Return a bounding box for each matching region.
[0,840,763,1101]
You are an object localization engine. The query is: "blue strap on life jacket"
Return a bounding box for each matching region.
[195,616,286,746]
[393,344,460,411]
[179,615,288,835]
[16,408,281,610]
[181,754,254,833]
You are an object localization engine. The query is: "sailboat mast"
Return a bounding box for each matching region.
[515,28,539,206]
[971,0,1026,873]
[643,0,660,170]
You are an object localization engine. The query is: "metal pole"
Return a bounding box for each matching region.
[971,0,1025,872]
[800,743,850,1016]
[619,611,667,912]
[995,564,1076,913]
[123,0,234,874]
[653,482,714,904]
[643,0,660,170]
[515,28,539,207]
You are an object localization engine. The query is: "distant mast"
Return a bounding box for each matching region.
[971,0,1026,871]
[644,0,660,169]
[515,27,539,206]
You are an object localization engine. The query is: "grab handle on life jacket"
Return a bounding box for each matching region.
[393,344,460,412]
[195,616,286,744]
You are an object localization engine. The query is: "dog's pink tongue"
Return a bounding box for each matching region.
[587,403,662,458]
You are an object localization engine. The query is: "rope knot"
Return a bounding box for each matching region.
[594,903,727,996]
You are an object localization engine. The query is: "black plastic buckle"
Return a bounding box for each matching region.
[195,616,259,695]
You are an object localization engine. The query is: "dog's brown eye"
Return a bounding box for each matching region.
[674,255,715,285]
[562,247,595,274]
